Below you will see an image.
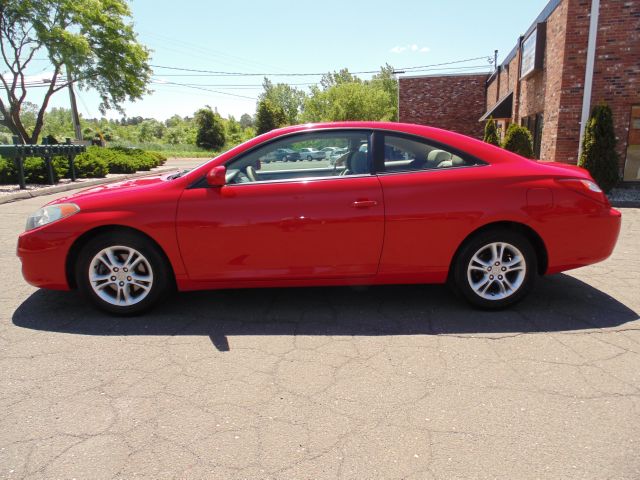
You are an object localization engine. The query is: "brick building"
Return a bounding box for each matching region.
[399,0,640,182]
[399,74,488,139]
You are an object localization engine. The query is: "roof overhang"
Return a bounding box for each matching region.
[479,91,513,121]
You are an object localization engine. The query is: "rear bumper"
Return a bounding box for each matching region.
[17,230,75,290]
[545,207,621,274]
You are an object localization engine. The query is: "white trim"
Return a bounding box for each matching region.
[578,0,600,158]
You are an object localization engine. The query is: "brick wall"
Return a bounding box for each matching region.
[486,76,498,110]
[399,74,489,139]
[539,0,569,161]
[553,0,593,164]
[590,0,640,168]
[550,0,639,167]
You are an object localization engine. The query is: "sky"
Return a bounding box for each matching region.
[18,0,550,121]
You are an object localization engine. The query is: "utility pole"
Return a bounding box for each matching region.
[66,64,83,141]
[494,50,498,71]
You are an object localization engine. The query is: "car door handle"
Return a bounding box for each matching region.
[351,200,378,208]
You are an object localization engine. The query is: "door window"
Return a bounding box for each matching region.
[379,134,483,174]
[225,130,371,184]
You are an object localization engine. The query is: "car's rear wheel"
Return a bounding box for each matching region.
[76,232,170,315]
[452,229,536,309]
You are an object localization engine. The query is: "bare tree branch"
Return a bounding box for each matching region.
[30,64,61,142]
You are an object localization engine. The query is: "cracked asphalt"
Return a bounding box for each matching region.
[1,192,639,479]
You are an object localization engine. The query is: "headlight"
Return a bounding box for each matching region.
[25,203,80,231]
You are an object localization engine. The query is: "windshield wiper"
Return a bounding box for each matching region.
[168,169,190,180]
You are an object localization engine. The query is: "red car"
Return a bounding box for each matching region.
[18,122,621,315]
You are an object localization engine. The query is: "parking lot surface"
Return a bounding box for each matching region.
[1,192,639,479]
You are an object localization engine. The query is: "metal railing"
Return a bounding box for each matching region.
[0,136,86,189]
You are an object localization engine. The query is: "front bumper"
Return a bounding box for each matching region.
[17,229,77,290]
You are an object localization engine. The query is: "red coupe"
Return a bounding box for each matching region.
[18,122,621,314]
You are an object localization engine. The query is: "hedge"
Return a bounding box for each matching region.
[578,103,619,192]
[0,156,69,184]
[503,124,534,158]
[0,147,168,185]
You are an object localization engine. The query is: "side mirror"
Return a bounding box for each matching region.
[206,165,226,187]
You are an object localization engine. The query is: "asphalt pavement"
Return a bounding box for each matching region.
[1,193,639,479]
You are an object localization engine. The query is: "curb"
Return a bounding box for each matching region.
[0,167,176,205]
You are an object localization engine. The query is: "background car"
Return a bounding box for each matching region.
[262,148,300,163]
[320,146,340,158]
[18,121,621,315]
[298,148,327,160]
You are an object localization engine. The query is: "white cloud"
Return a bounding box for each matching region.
[390,44,430,54]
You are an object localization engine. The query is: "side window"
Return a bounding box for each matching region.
[381,134,479,173]
[225,131,371,184]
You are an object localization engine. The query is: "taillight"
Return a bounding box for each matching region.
[556,178,609,205]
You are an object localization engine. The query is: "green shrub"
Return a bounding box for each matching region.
[0,157,16,184]
[107,146,162,171]
[52,156,69,179]
[483,117,500,146]
[74,152,108,178]
[1,146,161,184]
[105,156,138,174]
[147,151,167,165]
[578,103,619,193]
[502,124,534,158]
[0,156,70,184]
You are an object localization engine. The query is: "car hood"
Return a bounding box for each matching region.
[51,172,176,205]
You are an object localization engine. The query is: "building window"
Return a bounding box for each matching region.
[623,105,640,181]
[520,113,543,159]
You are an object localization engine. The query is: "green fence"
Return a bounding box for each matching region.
[0,137,86,189]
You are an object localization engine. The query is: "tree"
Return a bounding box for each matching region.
[0,0,151,143]
[483,117,500,146]
[302,66,397,123]
[319,68,361,89]
[255,99,286,135]
[40,107,73,139]
[578,103,619,192]
[258,78,306,125]
[239,113,254,129]
[194,107,225,150]
[502,124,534,158]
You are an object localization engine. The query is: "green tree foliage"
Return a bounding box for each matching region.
[239,113,254,129]
[0,0,151,143]
[258,79,306,125]
[194,107,226,150]
[483,117,500,146]
[502,124,534,158]
[578,103,619,192]
[255,99,287,135]
[302,66,397,122]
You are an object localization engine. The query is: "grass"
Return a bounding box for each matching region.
[109,142,221,158]
[150,150,214,158]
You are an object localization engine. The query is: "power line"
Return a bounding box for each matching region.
[149,56,491,77]
[151,80,256,100]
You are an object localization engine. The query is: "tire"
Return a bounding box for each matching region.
[307,155,312,161]
[451,229,536,309]
[75,232,171,315]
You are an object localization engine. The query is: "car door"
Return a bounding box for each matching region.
[176,130,384,282]
[374,131,489,282]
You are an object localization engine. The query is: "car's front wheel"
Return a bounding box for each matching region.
[452,229,536,309]
[76,232,170,315]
